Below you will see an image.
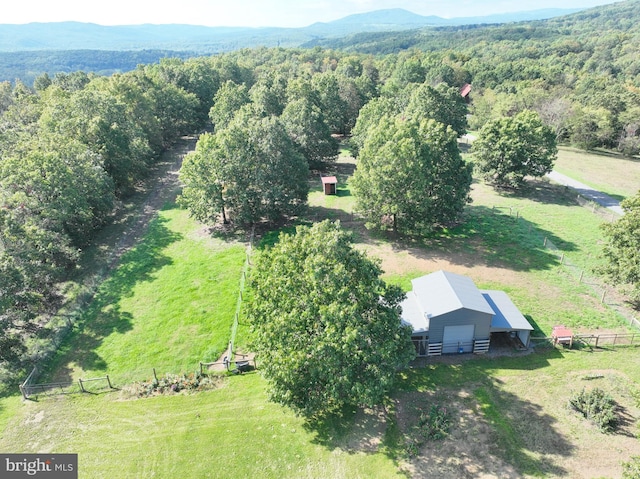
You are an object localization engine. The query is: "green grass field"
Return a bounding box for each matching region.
[553,146,640,201]
[40,204,246,385]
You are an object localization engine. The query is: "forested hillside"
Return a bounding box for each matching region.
[1,0,639,385]
[0,50,195,86]
[0,7,589,83]
[310,0,640,152]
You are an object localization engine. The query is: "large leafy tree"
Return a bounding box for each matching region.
[350,96,400,158]
[312,72,349,134]
[352,115,472,235]
[179,114,309,225]
[247,220,415,417]
[209,81,250,132]
[281,96,339,170]
[472,109,557,188]
[405,82,469,136]
[1,137,115,244]
[38,86,152,194]
[599,192,640,306]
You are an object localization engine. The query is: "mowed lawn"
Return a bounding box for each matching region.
[553,146,640,201]
[41,204,247,385]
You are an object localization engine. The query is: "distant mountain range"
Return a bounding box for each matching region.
[0,8,583,53]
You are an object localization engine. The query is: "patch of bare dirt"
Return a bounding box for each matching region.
[370,241,523,288]
[343,406,387,453]
[396,388,521,479]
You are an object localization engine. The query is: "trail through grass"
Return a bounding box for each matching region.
[42,204,246,385]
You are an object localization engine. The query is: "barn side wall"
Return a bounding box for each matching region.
[429,309,492,343]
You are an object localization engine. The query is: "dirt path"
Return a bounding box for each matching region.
[107,135,197,269]
[546,170,624,216]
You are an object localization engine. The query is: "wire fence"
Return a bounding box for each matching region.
[490,203,639,331]
[226,225,255,371]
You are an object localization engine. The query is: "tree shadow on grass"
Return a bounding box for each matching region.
[499,178,589,208]
[42,215,182,383]
[353,204,577,273]
[401,377,573,478]
[303,404,412,475]
[303,349,571,477]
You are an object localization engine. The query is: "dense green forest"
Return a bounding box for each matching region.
[0,50,195,86]
[1,0,639,383]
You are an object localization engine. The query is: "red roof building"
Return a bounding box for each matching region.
[460,83,472,103]
[552,325,573,347]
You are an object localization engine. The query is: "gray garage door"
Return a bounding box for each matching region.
[442,324,475,354]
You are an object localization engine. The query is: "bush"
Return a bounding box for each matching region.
[122,373,222,398]
[568,388,618,433]
[622,456,640,479]
[406,404,452,457]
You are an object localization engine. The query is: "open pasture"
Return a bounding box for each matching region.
[553,147,640,201]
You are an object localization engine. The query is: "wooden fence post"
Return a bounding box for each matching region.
[107,375,113,389]
[579,270,584,283]
[78,379,85,393]
[153,368,158,382]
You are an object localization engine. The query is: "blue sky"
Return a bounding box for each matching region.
[1,0,620,27]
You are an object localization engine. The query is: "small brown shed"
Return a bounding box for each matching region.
[321,176,338,195]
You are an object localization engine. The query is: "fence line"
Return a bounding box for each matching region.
[226,225,255,371]
[491,205,639,333]
[530,333,640,349]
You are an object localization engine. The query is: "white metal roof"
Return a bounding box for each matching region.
[482,291,534,332]
[400,290,429,334]
[399,271,534,336]
[410,270,495,318]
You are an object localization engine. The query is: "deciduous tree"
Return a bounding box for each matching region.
[352,115,472,235]
[405,82,468,136]
[472,110,557,188]
[281,97,338,170]
[247,220,415,417]
[179,115,309,225]
[599,192,640,306]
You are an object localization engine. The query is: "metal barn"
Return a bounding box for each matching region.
[400,271,533,356]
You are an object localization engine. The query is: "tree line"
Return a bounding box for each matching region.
[0,57,223,372]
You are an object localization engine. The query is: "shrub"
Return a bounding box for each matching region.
[122,373,222,398]
[406,404,452,457]
[568,387,618,433]
[622,456,640,479]
[418,404,452,441]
